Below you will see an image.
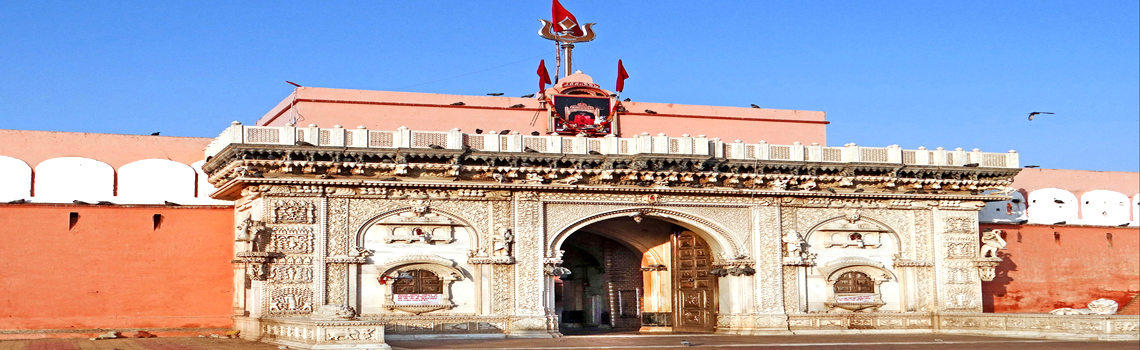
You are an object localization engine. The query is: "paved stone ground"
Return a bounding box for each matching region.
[0,334,1136,350]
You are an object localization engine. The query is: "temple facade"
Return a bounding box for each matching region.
[204,113,1033,347]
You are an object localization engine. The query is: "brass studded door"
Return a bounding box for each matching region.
[672,231,716,333]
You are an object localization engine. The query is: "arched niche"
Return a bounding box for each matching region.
[356,206,478,316]
[799,215,902,313]
[117,159,196,204]
[367,255,466,315]
[1080,190,1130,226]
[0,155,32,201]
[33,157,114,202]
[817,257,898,313]
[1027,188,1078,224]
[356,206,480,254]
[979,190,1027,223]
[803,215,902,258]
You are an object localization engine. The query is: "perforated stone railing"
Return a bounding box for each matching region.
[207,122,1019,168]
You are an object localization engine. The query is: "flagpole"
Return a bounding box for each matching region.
[554,40,562,84]
[564,43,574,77]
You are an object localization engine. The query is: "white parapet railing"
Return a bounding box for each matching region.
[206,122,1019,168]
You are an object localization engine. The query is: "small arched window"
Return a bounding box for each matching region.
[393,269,443,294]
[834,271,874,293]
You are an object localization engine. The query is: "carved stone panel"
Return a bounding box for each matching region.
[327,197,349,256]
[268,286,314,315]
[492,264,515,315]
[934,211,983,312]
[755,205,783,313]
[515,198,543,315]
[269,227,315,254]
[274,200,317,224]
[270,264,313,283]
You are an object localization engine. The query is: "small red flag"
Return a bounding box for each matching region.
[552,0,584,37]
[538,59,552,93]
[616,59,630,92]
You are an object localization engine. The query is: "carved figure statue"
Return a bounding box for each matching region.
[979,229,1007,258]
[783,230,805,258]
[493,228,514,257]
[1050,298,1119,315]
[235,213,266,251]
[410,199,430,215]
[771,179,789,191]
[525,172,544,184]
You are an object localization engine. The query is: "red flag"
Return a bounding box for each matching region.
[538,59,552,93]
[552,0,584,37]
[616,59,630,92]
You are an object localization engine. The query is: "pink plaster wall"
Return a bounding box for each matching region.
[0,130,211,169]
[256,87,828,145]
[1011,168,1139,199]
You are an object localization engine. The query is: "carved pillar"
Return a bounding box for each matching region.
[932,207,984,313]
[316,195,329,306]
[469,254,517,316]
[326,256,368,314]
[509,192,550,337]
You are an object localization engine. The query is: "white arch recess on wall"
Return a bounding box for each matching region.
[1027,188,1079,224]
[1080,190,1131,226]
[118,159,197,204]
[0,155,32,201]
[354,206,485,253]
[548,207,743,260]
[33,157,115,203]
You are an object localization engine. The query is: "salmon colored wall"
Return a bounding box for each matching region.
[980,223,1140,314]
[0,204,234,332]
[0,130,211,169]
[256,87,828,146]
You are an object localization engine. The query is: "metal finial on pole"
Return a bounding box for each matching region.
[538,19,595,80]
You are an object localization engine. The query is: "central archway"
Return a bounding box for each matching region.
[550,213,721,334]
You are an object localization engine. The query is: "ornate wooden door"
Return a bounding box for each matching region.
[672,231,716,333]
[393,270,442,294]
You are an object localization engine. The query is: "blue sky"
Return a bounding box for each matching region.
[2,1,1137,172]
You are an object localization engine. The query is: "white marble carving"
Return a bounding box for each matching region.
[979,229,1006,258]
[1050,298,1119,315]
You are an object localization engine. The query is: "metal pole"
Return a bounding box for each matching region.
[554,40,562,83]
[564,43,574,77]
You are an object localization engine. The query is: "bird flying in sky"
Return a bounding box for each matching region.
[1027,111,1054,121]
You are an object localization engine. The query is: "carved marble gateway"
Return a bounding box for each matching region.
[203,131,1039,347]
